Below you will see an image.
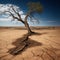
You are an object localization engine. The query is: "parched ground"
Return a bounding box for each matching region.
[0,27,60,60]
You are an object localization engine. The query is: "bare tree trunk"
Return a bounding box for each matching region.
[24,21,32,35]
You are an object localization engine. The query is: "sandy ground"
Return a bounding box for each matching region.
[0,27,60,60]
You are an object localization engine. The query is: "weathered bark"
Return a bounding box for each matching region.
[24,21,32,35]
[24,10,33,35]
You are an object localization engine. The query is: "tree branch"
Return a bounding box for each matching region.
[11,6,25,23]
[31,15,40,24]
[5,11,25,24]
[24,10,32,22]
[11,6,21,19]
[5,11,19,19]
[25,10,40,24]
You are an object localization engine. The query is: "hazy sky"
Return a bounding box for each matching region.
[0,0,60,26]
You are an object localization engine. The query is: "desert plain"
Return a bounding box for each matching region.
[0,27,60,60]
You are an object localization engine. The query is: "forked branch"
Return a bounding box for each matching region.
[5,11,25,24]
[5,11,19,19]
[11,6,21,19]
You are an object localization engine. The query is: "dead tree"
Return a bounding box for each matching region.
[0,2,43,55]
[0,2,43,35]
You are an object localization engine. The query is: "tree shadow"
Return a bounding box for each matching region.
[27,31,47,36]
[30,32,46,35]
[7,32,47,55]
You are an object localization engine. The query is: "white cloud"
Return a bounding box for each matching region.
[21,15,26,19]
[0,4,25,21]
[0,17,13,21]
[19,11,23,15]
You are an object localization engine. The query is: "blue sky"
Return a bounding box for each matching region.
[0,0,60,26]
